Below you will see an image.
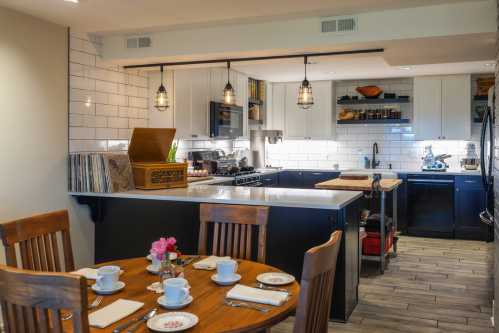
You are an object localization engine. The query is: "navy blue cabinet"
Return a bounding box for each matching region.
[277,171,340,189]
[261,173,279,187]
[303,171,340,188]
[455,176,487,240]
[278,171,304,188]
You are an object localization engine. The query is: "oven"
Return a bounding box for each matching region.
[210,102,244,138]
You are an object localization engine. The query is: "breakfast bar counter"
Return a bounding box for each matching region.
[71,185,364,322]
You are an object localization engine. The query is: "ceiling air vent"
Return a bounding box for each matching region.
[321,16,357,33]
[126,36,152,49]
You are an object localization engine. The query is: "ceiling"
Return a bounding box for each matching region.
[0,0,477,34]
[128,33,496,81]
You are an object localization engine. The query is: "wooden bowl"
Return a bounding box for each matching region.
[356,86,383,99]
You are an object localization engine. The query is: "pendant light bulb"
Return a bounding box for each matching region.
[154,65,169,112]
[297,56,314,110]
[223,61,236,105]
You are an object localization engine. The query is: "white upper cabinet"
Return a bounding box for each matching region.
[267,83,285,131]
[441,75,471,140]
[173,68,210,139]
[306,81,333,139]
[171,67,248,139]
[414,77,442,140]
[270,81,334,139]
[284,82,307,138]
[414,75,471,140]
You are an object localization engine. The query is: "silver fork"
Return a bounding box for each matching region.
[224,299,270,313]
[62,296,103,321]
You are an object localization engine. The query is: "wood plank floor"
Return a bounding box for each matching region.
[272,236,494,333]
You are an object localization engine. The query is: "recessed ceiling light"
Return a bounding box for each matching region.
[485,63,496,67]
[398,66,411,71]
[327,71,335,75]
[64,0,79,3]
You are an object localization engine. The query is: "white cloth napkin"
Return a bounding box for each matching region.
[88,299,144,328]
[226,284,289,306]
[192,256,231,270]
[71,268,124,280]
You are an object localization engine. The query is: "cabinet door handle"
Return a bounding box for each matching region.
[312,173,322,175]
[464,180,477,184]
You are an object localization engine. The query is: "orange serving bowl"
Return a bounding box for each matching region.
[356,86,383,99]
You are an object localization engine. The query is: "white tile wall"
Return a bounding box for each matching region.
[265,124,481,170]
[69,32,149,152]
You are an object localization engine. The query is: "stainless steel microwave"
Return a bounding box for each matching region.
[210,102,244,138]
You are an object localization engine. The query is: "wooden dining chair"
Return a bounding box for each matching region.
[293,231,343,333]
[0,264,89,333]
[0,210,75,272]
[199,204,269,263]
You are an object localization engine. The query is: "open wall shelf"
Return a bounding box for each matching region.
[337,119,411,125]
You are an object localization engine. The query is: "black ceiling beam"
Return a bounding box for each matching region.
[123,48,384,69]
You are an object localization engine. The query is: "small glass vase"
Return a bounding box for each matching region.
[159,257,176,283]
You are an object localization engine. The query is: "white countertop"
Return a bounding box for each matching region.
[257,168,481,176]
[69,185,363,210]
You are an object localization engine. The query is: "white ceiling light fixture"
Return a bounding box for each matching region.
[485,63,496,67]
[297,56,314,110]
[154,65,169,111]
[398,66,412,70]
[64,0,79,3]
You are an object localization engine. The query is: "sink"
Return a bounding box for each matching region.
[340,169,398,179]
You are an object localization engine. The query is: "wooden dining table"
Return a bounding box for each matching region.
[63,257,300,333]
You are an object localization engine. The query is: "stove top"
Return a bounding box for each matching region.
[211,167,257,177]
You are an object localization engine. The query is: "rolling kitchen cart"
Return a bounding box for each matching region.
[316,178,402,274]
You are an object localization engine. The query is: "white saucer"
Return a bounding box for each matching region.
[146,264,162,275]
[157,295,194,310]
[211,273,242,286]
[256,272,295,286]
[147,312,199,332]
[91,281,125,295]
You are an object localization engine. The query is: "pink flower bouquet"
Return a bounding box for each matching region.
[150,237,178,261]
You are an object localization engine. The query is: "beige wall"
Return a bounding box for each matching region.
[0,6,94,267]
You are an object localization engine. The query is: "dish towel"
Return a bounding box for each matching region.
[88,299,144,328]
[226,284,289,306]
[71,268,124,280]
[192,256,231,270]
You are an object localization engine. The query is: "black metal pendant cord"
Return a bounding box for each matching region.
[123,48,384,70]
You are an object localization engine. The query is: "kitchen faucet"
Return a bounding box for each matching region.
[372,142,380,169]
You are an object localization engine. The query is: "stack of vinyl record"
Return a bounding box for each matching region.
[69,153,134,193]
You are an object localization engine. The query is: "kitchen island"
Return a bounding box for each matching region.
[71,185,363,321]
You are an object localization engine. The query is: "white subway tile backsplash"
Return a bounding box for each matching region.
[129,97,148,109]
[96,128,118,139]
[70,50,95,66]
[69,127,95,140]
[70,101,95,115]
[96,104,118,117]
[118,129,133,140]
[69,139,107,152]
[70,76,95,91]
[95,80,118,94]
[69,29,149,153]
[108,117,129,129]
[129,118,147,128]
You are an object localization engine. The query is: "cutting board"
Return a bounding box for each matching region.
[315,178,402,192]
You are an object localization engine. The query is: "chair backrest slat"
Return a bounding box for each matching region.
[0,210,74,272]
[293,231,342,333]
[199,204,269,263]
[0,265,90,333]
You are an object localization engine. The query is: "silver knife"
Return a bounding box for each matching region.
[112,308,157,333]
[126,308,158,333]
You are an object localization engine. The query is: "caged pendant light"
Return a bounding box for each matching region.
[154,65,169,111]
[223,61,236,105]
[297,56,314,110]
